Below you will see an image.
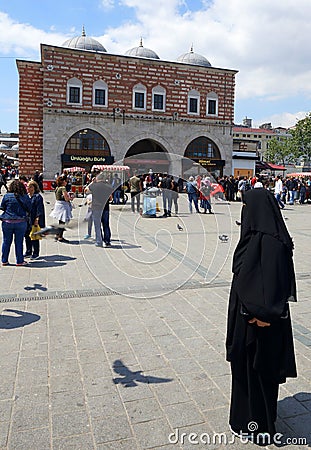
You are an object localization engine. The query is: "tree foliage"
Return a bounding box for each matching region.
[291,112,311,164]
[264,136,295,166]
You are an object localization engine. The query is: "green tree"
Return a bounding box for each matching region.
[291,112,311,164]
[264,136,295,166]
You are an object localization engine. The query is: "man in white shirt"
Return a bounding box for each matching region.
[274,175,285,209]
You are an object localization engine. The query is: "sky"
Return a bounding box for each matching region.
[0,0,311,133]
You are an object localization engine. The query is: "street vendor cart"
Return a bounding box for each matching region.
[91,164,131,204]
[63,166,86,197]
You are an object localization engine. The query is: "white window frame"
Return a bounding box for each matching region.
[152,85,166,112]
[67,77,82,105]
[93,80,108,107]
[188,90,200,115]
[206,92,218,116]
[133,83,147,110]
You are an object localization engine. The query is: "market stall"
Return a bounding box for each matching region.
[63,166,86,196]
[91,165,131,204]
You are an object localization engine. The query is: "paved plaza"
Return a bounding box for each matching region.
[0,192,310,449]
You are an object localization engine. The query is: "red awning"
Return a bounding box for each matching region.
[266,163,286,170]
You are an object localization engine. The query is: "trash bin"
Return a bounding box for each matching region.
[142,187,158,217]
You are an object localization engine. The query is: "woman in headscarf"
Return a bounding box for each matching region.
[226,186,297,443]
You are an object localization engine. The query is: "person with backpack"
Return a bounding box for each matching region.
[186,176,200,213]
[159,173,173,217]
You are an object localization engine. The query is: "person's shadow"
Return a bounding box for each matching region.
[275,393,311,447]
[0,309,40,329]
[112,360,173,388]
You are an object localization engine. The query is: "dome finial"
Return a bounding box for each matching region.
[139,37,143,47]
[190,43,194,53]
[82,25,86,37]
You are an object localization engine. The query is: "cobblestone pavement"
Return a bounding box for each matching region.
[0,192,310,449]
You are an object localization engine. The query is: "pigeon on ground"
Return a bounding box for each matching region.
[33,225,66,237]
[218,234,229,243]
[177,224,183,231]
[235,220,241,226]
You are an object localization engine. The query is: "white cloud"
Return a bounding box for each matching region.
[253,111,308,129]
[100,0,115,10]
[0,12,69,57]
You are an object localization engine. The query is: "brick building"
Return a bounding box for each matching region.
[16,30,237,182]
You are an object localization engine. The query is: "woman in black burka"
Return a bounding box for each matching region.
[226,186,297,442]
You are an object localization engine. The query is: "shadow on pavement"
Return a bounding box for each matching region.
[0,309,40,329]
[24,283,47,292]
[276,393,311,447]
[112,359,173,388]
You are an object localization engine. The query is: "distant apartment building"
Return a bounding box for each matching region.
[232,118,287,177]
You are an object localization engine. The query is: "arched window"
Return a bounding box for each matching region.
[206,92,218,116]
[152,85,166,112]
[67,78,82,105]
[188,89,200,115]
[133,83,147,110]
[93,80,108,107]
[185,137,220,159]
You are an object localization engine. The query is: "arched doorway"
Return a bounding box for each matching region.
[124,139,169,175]
[62,128,114,172]
[184,137,225,177]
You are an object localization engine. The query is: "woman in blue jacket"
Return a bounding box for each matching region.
[24,180,46,259]
[1,180,32,266]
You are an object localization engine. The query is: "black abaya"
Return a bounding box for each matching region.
[226,188,297,438]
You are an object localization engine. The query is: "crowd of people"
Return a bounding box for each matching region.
[1,167,310,265]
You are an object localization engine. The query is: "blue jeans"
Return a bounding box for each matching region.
[2,220,27,264]
[187,192,199,213]
[92,209,104,245]
[288,191,295,205]
[113,190,121,204]
[162,190,172,216]
[101,209,111,244]
[275,193,284,209]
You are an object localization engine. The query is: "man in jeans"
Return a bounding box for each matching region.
[86,173,113,247]
[129,171,142,213]
[274,175,285,209]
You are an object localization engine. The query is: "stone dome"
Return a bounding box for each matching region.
[125,38,160,59]
[177,45,211,67]
[62,26,106,52]
[0,142,8,150]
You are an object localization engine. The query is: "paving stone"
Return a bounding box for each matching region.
[52,410,91,438]
[164,401,205,428]
[0,421,9,448]
[50,390,86,413]
[92,414,132,444]
[8,426,50,450]
[87,393,124,418]
[11,403,50,432]
[132,418,173,449]
[52,433,95,450]
[124,397,164,424]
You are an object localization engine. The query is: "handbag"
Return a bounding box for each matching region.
[29,224,42,240]
[15,194,32,226]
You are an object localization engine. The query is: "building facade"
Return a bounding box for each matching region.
[17,32,237,182]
